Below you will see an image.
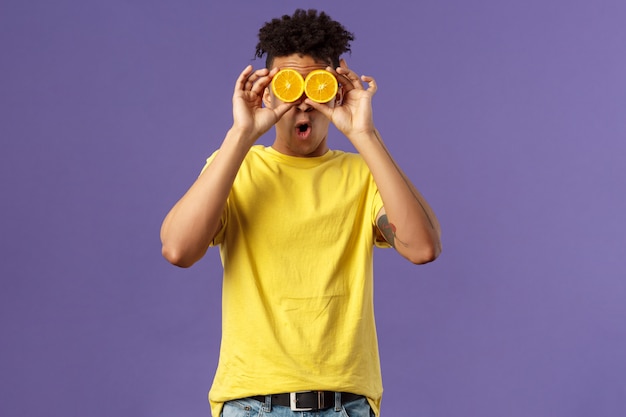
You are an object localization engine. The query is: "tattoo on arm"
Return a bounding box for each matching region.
[377,214,408,248]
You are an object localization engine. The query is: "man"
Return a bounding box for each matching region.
[161,9,442,417]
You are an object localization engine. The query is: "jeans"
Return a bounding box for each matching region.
[221,394,374,417]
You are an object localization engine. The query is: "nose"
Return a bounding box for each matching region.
[296,99,314,112]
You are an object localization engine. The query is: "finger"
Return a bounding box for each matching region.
[245,68,270,91]
[235,65,254,93]
[251,67,270,80]
[336,66,363,91]
[250,77,271,96]
[334,69,356,94]
[336,72,352,90]
[361,75,377,95]
[337,59,358,82]
[268,67,280,77]
[250,76,271,95]
[303,98,333,120]
[338,58,350,73]
[272,101,297,120]
[324,65,351,93]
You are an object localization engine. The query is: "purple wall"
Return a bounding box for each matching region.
[1,1,625,416]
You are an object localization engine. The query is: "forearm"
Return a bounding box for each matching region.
[160,128,252,267]
[352,128,442,264]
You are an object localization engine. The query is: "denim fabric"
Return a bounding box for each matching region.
[221,395,374,417]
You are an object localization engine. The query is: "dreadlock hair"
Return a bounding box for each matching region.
[255,9,355,69]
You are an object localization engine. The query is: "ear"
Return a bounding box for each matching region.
[263,87,273,108]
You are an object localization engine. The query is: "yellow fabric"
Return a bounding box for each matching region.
[204,145,389,417]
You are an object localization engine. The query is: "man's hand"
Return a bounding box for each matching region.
[305,59,377,142]
[232,65,293,144]
[306,61,442,264]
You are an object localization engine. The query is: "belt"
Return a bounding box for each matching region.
[250,391,363,411]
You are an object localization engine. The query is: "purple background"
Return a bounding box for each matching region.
[1,1,625,416]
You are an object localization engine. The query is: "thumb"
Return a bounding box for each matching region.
[273,102,296,120]
[304,99,334,120]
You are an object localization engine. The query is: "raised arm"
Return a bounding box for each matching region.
[307,60,442,264]
[358,128,442,264]
[160,65,292,267]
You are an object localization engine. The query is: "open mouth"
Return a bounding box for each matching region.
[295,122,311,139]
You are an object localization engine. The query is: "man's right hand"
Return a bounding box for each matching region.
[231,65,293,144]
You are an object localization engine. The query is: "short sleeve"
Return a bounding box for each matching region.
[371,186,391,249]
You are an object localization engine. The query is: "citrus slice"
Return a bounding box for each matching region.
[271,69,305,103]
[304,70,338,103]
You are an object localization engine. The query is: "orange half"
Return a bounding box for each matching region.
[304,70,338,103]
[271,69,305,103]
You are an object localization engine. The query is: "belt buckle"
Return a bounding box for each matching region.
[290,391,323,411]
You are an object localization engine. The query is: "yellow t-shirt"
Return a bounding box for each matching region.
[206,146,389,416]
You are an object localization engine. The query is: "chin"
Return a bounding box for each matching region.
[297,141,327,157]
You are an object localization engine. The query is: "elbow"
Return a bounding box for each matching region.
[405,241,442,265]
[161,244,197,268]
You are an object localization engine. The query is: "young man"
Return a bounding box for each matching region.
[161,9,442,417]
